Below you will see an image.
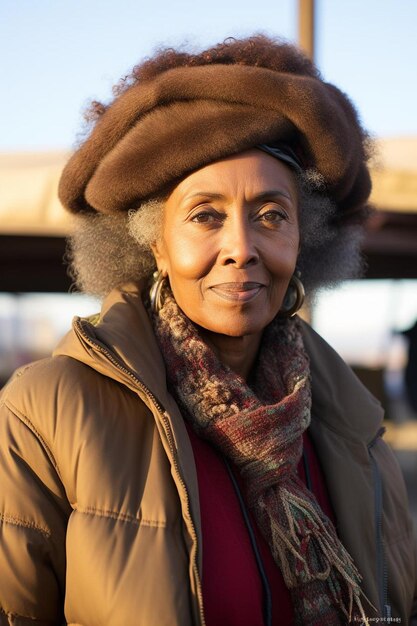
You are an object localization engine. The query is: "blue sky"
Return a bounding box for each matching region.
[1,0,416,150]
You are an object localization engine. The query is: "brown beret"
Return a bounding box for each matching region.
[58,58,371,222]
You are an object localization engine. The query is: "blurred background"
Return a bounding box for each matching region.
[1,0,416,525]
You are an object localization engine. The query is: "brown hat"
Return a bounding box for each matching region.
[58,39,372,223]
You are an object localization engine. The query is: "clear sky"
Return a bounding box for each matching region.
[1,0,416,151]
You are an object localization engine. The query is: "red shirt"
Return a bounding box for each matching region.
[186,425,335,626]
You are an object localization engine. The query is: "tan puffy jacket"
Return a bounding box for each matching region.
[0,283,416,626]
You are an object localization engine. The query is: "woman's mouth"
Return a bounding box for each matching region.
[210,282,264,302]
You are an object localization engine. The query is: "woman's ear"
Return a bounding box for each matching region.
[151,240,168,276]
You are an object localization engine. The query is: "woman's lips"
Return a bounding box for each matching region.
[210,282,264,302]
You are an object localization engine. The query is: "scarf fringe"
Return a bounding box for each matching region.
[259,487,372,623]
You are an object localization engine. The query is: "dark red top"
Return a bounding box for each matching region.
[186,425,335,626]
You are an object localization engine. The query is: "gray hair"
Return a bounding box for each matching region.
[67,170,365,300]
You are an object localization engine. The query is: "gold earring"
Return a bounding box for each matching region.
[149,270,166,314]
[279,272,305,318]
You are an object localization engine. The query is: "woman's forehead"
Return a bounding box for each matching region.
[166,149,298,204]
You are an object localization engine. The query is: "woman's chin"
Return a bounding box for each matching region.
[197,315,273,340]
[175,287,284,340]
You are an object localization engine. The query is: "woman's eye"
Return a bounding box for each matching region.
[191,210,221,224]
[259,208,288,223]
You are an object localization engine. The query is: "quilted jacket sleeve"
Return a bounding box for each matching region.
[0,374,71,625]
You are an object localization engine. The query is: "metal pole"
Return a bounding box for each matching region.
[298,0,315,61]
[296,0,316,324]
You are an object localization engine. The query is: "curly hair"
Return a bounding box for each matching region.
[67,169,365,300]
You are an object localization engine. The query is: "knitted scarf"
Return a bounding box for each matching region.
[152,291,369,625]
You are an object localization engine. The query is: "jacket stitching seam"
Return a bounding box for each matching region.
[0,512,51,538]
[74,505,167,527]
[3,399,62,479]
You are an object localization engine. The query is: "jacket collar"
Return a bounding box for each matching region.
[55,282,168,402]
[300,320,384,445]
[55,283,384,445]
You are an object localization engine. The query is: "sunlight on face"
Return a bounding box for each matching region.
[152,149,300,340]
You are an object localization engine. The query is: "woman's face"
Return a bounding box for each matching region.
[152,149,300,338]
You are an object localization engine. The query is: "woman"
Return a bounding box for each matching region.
[0,36,416,626]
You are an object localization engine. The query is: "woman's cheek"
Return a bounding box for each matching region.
[169,240,213,279]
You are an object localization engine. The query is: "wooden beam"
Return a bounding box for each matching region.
[362,211,417,279]
[0,235,72,293]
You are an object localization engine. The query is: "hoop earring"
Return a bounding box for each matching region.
[279,272,305,318]
[149,270,166,314]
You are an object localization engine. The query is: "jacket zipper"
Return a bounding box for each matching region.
[368,428,391,620]
[74,319,206,626]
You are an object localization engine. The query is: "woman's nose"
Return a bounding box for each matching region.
[219,218,259,267]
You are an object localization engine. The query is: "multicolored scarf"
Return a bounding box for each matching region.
[152,290,369,625]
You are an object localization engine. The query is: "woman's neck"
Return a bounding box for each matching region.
[199,329,262,381]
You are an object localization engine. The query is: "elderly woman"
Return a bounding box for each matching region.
[0,36,416,626]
